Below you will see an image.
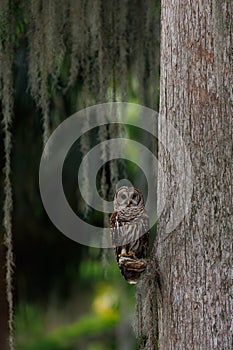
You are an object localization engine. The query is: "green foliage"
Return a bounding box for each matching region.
[16,256,136,350]
[16,304,44,340]
[17,312,118,350]
[16,288,119,350]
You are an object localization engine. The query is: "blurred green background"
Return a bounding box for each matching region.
[0,1,160,349]
[11,82,156,350]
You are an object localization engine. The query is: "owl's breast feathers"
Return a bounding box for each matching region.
[110,208,149,246]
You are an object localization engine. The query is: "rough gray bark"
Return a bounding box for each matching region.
[155,0,232,349]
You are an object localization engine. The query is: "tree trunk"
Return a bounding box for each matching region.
[155,0,232,349]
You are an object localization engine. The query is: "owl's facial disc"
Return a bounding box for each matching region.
[114,186,143,210]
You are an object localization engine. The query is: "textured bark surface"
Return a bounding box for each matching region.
[156,1,232,349]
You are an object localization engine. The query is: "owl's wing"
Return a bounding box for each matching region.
[110,211,121,261]
[140,212,150,257]
[127,212,150,259]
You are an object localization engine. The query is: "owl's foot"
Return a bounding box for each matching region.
[128,251,137,259]
[119,248,127,257]
[119,249,137,259]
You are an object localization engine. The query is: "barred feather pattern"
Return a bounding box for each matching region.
[110,186,150,284]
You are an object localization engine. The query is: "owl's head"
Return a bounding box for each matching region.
[113,186,144,210]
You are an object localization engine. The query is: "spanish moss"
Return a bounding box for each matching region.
[0,0,14,348]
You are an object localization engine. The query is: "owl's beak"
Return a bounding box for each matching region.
[127,199,131,206]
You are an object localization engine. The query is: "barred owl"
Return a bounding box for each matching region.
[110,186,149,284]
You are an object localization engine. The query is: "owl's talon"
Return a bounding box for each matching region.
[119,251,137,259]
[119,248,127,257]
[119,252,127,258]
[128,251,137,259]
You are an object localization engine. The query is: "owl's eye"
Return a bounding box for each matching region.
[131,193,137,200]
[121,194,127,200]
